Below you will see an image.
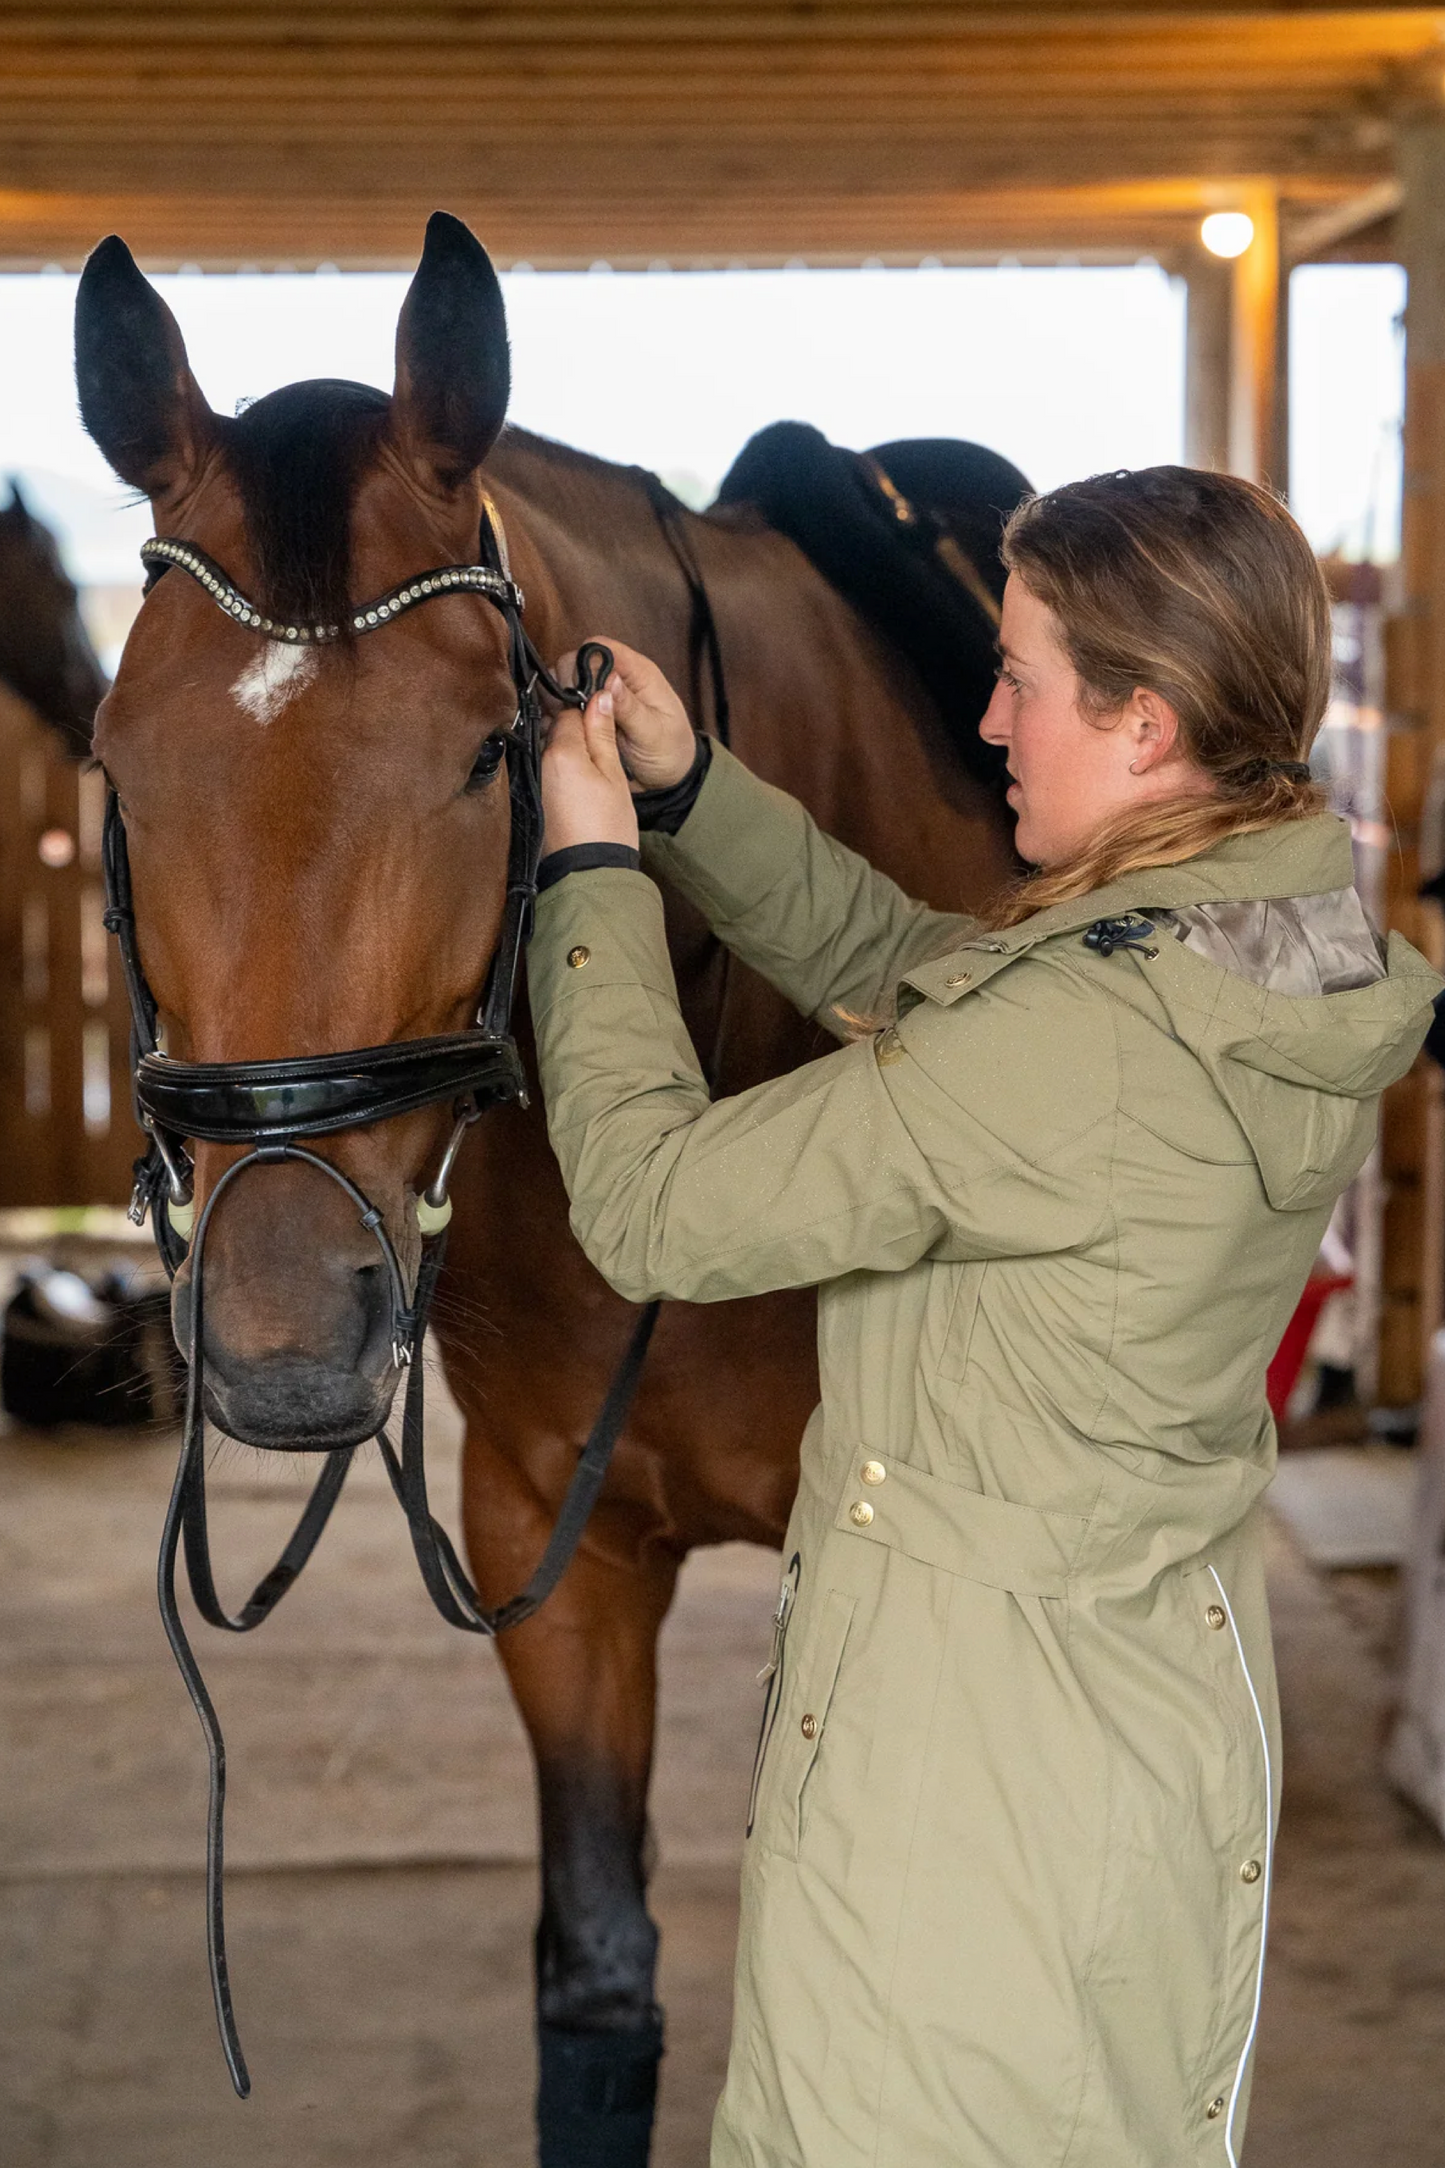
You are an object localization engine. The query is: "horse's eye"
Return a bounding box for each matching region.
[466,734,508,792]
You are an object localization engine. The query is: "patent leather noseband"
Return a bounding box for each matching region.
[135,1034,528,1148]
[104,501,658,2099]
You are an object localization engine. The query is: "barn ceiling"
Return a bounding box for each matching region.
[1,4,1442,268]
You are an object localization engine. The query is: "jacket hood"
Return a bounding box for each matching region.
[909,815,1444,1211]
[1127,926,1438,1208]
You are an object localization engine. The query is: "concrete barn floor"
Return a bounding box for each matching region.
[4,1377,1445,2166]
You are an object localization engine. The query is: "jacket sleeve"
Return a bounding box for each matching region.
[529,867,1115,1306]
[640,741,979,1033]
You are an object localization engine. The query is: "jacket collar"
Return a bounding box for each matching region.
[1014,813,1356,944]
[904,815,1360,1005]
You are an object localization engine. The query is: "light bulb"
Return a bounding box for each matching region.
[1200,212,1254,260]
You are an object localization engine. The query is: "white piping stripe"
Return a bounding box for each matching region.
[1207,1563,1274,2167]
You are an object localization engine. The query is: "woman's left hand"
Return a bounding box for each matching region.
[541,687,641,856]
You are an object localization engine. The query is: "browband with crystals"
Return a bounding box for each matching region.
[140,535,523,644]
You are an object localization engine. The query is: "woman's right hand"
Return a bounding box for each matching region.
[553,638,697,791]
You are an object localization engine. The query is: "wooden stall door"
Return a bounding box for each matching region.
[0,687,140,1207]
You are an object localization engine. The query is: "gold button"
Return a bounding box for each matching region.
[945,970,972,987]
[800,1714,818,1740]
[1206,2097,1226,2120]
[861,1459,887,1486]
[849,1500,874,1528]
[1205,1605,1226,1630]
[1240,1858,1262,1885]
[566,946,590,969]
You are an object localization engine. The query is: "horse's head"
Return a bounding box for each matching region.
[76,214,529,1450]
[0,480,109,754]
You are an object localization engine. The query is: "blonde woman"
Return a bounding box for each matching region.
[531,467,1439,2168]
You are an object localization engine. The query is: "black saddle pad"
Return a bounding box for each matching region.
[713,422,1031,788]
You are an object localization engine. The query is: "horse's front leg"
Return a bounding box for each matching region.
[463,1427,678,2168]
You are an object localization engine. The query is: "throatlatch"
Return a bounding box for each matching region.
[106,501,658,2099]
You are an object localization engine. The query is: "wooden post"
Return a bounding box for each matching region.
[1381,112,1445,1407]
[1228,183,1284,488]
[1184,248,1231,472]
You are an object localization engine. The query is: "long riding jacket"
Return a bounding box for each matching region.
[527,741,1440,2168]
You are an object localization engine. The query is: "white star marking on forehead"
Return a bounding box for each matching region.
[231,641,319,725]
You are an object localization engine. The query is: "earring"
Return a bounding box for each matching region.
[1128,758,1145,775]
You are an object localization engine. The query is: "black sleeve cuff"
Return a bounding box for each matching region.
[633,735,713,835]
[536,842,642,894]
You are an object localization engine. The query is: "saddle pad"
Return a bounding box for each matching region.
[713,421,1031,788]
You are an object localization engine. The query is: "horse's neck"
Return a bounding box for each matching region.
[488,434,1012,918]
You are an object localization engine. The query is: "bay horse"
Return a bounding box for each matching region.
[0,481,108,754]
[75,213,1018,2164]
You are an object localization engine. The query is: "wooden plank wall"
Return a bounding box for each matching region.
[0,690,140,1208]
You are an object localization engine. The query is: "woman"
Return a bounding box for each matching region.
[529,466,1439,2168]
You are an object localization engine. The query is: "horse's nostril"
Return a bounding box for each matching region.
[352,1258,395,1368]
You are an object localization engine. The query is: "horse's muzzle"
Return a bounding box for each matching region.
[172,1258,401,1451]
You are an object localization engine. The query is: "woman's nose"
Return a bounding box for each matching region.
[978,679,1011,746]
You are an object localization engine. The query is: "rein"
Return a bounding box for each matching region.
[105,497,663,2099]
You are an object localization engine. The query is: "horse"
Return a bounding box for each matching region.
[74,212,1021,2165]
[0,481,108,754]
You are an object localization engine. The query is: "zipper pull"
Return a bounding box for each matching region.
[757,1576,795,1684]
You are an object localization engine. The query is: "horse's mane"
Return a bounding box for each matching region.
[221,396,675,629]
[224,379,390,628]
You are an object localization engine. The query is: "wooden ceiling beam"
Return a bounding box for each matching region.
[0,6,1435,265]
[2,4,1439,36]
[0,179,1377,274]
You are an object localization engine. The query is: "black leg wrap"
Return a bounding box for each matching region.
[537,2016,664,2168]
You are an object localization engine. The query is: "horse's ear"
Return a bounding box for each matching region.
[74,235,216,496]
[389,212,509,492]
[2,479,34,528]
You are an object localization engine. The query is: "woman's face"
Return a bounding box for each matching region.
[979,575,1205,866]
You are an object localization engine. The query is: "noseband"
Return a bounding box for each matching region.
[104,502,656,2098]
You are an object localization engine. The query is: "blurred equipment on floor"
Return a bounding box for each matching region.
[1,1254,179,1428]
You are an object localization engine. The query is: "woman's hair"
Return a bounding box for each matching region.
[988,465,1332,926]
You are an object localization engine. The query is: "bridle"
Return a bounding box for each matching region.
[104,498,658,2099]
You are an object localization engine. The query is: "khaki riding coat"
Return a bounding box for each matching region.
[528,745,1439,2168]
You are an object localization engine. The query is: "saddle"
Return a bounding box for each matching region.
[713,422,1032,790]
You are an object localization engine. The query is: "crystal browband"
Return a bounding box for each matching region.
[140,536,524,645]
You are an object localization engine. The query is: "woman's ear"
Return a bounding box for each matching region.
[1124,687,1185,776]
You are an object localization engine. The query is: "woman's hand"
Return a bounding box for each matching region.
[553,638,696,792]
[541,686,641,855]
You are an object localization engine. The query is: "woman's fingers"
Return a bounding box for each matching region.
[582,687,626,774]
[540,689,640,856]
[548,635,696,791]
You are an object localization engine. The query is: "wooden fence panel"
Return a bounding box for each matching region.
[0,688,141,1208]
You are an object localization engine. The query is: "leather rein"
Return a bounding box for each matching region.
[105,500,658,2099]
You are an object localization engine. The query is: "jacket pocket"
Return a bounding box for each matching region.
[747,1552,800,1838]
[748,1574,858,1864]
[792,1590,857,1854]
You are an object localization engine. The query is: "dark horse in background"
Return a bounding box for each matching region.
[0,481,108,753]
[75,215,1024,2165]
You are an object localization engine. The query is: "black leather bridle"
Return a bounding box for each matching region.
[105,503,659,2098]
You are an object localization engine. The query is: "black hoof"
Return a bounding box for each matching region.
[537,2016,664,2168]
